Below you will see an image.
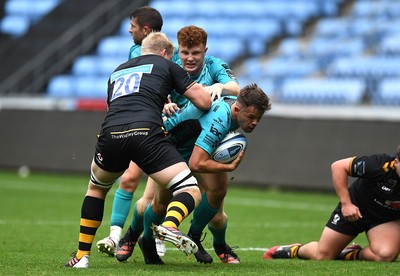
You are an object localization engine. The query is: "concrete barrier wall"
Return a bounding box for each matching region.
[1,109,399,192]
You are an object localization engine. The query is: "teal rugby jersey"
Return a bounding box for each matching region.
[163,96,239,162]
[170,56,237,107]
[129,44,237,108]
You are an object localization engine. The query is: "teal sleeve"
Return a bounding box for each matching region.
[205,55,238,85]
[195,101,232,155]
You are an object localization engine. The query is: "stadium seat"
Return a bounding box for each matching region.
[118,17,130,36]
[2,0,62,36]
[263,57,319,79]
[72,56,123,77]
[75,76,109,98]
[47,75,75,98]
[29,0,61,22]
[371,79,400,105]
[0,15,30,37]
[314,18,349,38]
[96,36,133,59]
[278,78,365,105]
[71,56,98,76]
[351,0,400,19]
[327,57,400,79]
[4,0,31,18]
[206,37,243,64]
[377,34,400,56]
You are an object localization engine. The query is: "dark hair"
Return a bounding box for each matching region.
[397,145,400,159]
[130,6,163,31]
[237,83,272,113]
[177,25,208,48]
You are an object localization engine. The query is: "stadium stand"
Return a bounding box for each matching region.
[0,0,143,98]
[245,0,400,105]
[2,0,400,107]
[46,0,339,104]
[0,0,62,36]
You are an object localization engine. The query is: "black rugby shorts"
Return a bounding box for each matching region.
[94,122,184,175]
[325,202,397,236]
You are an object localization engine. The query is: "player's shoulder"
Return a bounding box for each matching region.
[129,44,141,59]
[204,55,229,67]
[352,153,394,171]
[210,96,235,111]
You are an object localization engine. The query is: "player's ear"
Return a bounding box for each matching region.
[143,26,151,36]
[233,103,241,114]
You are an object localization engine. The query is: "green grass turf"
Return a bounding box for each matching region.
[1,169,399,275]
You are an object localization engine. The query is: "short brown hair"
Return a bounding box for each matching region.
[130,6,163,31]
[237,83,272,113]
[177,25,207,48]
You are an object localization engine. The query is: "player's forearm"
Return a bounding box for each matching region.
[331,160,352,205]
[189,159,236,173]
[221,81,240,96]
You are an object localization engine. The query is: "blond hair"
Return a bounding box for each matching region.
[141,32,174,56]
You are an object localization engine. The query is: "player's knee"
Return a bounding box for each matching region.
[371,247,399,262]
[166,168,200,197]
[90,172,114,189]
[207,189,226,203]
[314,249,336,260]
[120,171,141,191]
[209,211,227,227]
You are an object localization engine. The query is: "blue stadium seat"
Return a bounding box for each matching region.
[314,18,349,38]
[72,56,124,77]
[237,76,275,98]
[0,15,30,37]
[372,79,400,105]
[118,17,130,36]
[30,0,61,22]
[47,75,75,98]
[151,0,192,20]
[206,37,243,64]
[263,57,319,79]
[2,0,62,36]
[278,38,302,58]
[71,56,98,76]
[75,76,109,98]
[327,57,400,79]
[351,0,400,19]
[279,78,365,105]
[96,36,133,58]
[4,0,31,18]
[377,34,400,56]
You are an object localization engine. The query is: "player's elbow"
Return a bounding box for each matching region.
[188,162,202,173]
[196,98,212,110]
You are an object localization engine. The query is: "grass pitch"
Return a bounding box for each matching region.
[1,170,399,275]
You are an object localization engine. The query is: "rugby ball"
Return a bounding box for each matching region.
[211,131,247,164]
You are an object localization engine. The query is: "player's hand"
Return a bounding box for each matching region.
[227,151,245,171]
[204,83,224,101]
[341,202,362,222]
[163,102,179,117]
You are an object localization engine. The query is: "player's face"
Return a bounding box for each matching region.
[237,106,264,133]
[129,17,146,45]
[178,43,207,76]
